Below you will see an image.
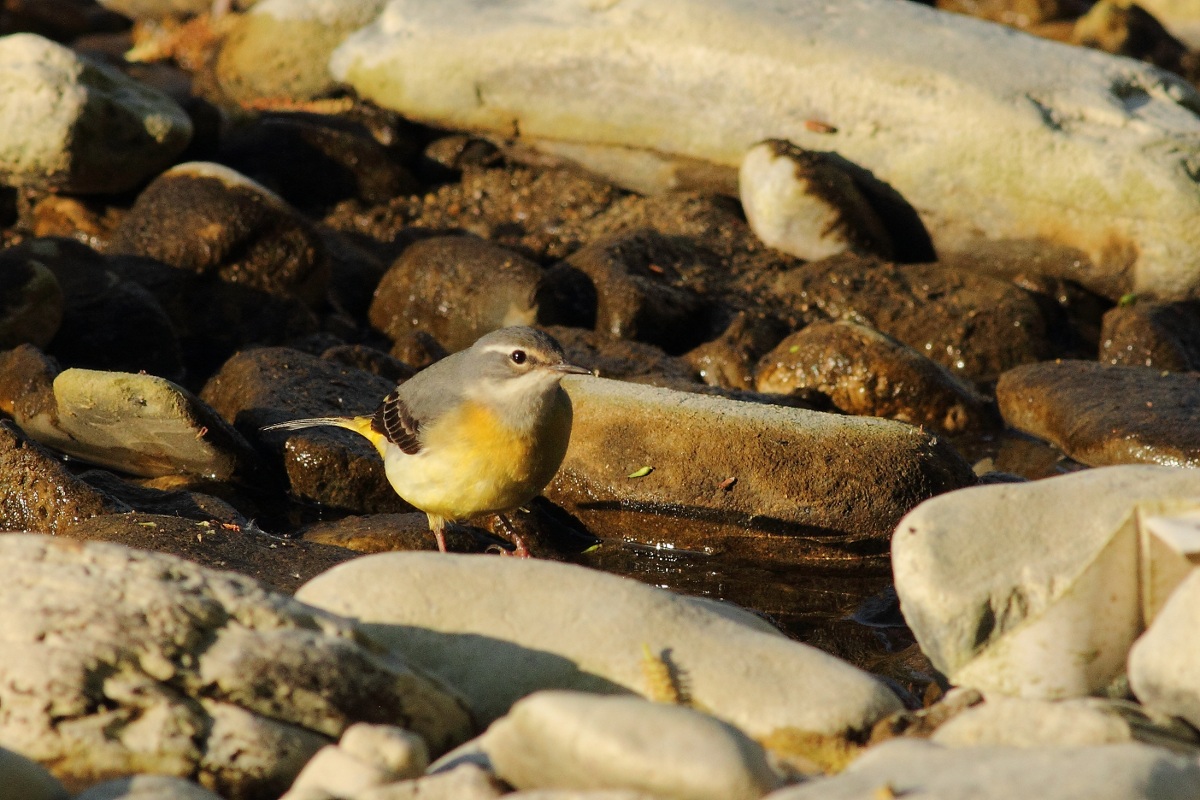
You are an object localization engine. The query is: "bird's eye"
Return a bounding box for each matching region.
[510,349,527,365]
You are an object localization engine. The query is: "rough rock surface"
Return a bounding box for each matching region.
[1130,569,1200,730]
[1100,300,1200,370]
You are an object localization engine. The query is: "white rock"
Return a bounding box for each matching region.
[507,792,661,800]
[356,763,504,800]
[930,695,1136,747]
[94,0,222,18]
[332,0,1200,300]
[340,724,428,780]
[73,776,223,800]
[1130,568,1200,728]
[481,691,782,800]
[0,746,67,800]
[739,140,893,261]
[0,34,191,193]
[283,724,429,799]
[296,553,904,738]
[893,466,1200,698]
[766,739,1200,800]
[1137,0,1200,47]
[285,746,399,799]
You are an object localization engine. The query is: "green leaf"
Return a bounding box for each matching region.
[627,466,654,478]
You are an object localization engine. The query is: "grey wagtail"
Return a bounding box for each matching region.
[264,327,590,552]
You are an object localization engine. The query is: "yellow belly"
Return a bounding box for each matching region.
[381,398,571,520]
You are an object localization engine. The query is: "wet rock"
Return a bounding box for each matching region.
[1100,300,1200,370]
[388,331,449,371]
[11,367,258,481]
[480,691,783,799]
[201,347,408,513]
[66,512,358,594]
[0,423,125,534]
[218,112,420,213]
[893,465,1200,698]
[545,327,703,387]
[109,162,330,309]
[997,360,1200,467]
[74,775,222,800]
[368,236,541,352]
[0,344,58,424]
[321,345,416,385]
[0,746,67,800]
[770,255,1056,384]
[285,724,428,799]
[739,140,894,262]
[1072,0,1197,82]
[754,321,997,435]
[297,553,905,738]
[546,376,974,563]
[0,535,471,796]
[0,34,191,193]
[331,0,1200,300]
[216,0,389,102]
[1130,568,1200,731]
[552,229,714,354]
[0,253,61,349]
[684,311,787,391]
[77,469,247,527]
[770,738,1200,800]
[24,195,123,251]
[299,512,499,554]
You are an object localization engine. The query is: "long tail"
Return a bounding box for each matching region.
[262,415,386,453]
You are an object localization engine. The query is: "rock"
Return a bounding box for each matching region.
[0,535,471,796]
[0,424,124,535]
[66,513,358,594]
[0,746,68,800]
[93,0,220,19]
[368,236,541,352]
[216,0,389,102]
[24,195,123,251]
[551,229,714,354]
[340,724,429,780]
[892,465,1200,698]
[74,775,223,800]
[1072,0,1196,82]
[0,345,58,426]
[936,0,1075,27]
[506,792,661,800]
[544,376,974,563]
[481,691,782,800]
[547,326,699,388]
[201,347,408,514]
[331,0,1200,300]
[1130,568,1200,730]
[929,695,1167,747]
[283,723,428,798]
[1137,0,1200,47]
[109,162,330,309]
[76,469,247,527]
[769,255,1057,384]
[754,321,997,434]
[10,367,258,481]
[0,34,191,193]
[768,738,1200,800]
[321,345,416,386]
[299,513,501,555]
[0,253,61,349]
[997,360,1200,467]
[739,140,893,262]
[684,312,787,391]
[296,552,905,739]
[1100,300,1200,370]
[354,763,504,800]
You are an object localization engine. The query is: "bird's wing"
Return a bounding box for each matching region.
[371,389,422,455]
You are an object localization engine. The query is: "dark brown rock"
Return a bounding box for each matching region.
[546,325,698,386]
[0,252,61,349]
[24,194,122,251]
[78,469,247,527]
[299,512,502,554]
[65,512,358,594]
[997,360,1200,467]
[0,423,125,534]
[936,0,1081,27]
[320,344,416,385]
[0,344,58,423]
[368,236,541,351]
[201,347,408,513]
[756,321,998,434]
[1100,301,1200,371]
[684,311,789,391]
[1072,1,1198,83]
[770,255,1057,384]
[109,162,330,308]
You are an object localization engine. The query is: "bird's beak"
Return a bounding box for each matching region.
[550,362,593,376]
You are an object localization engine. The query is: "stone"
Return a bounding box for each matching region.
[547,326,700,388]
[321,345,415,386]
[216,0,389,102]
[936,0,1076,27]
[296,552,906,739]
[285,746,402,799]
[1100,300,1200,370]
[997,360,1200,467]
[769,255,1057,384]
[74,775,223,800]
[481,691,782,800]
[544,375,974,563]
[892,465,1200,698]
[331,0,1200,299]
[11,367,258,481]
[739,140,893,262]
[65,513,358,594]
[754,321,997,434]
[0,535,471,796]
[768,738,1200,800]
[1072,1,1196,83]
[368,236,541,352]
[109,162,330,309]
[299,513,499,555]
[929,695,1147,747]
[355,763,504,800]
[0,34,191,193]
[551,229,715,354]
[684,312,787,391]
[0,254,61,350]
[1137,0,1200,47]
[201,347,407,514]
[0,424,124,535]
[1130,568,1200,730]
[0,746,68,800]
[340,724,429,780]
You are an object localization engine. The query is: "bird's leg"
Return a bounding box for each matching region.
[427,514,448,553]
[495,513,531,559]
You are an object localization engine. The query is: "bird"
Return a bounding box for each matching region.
[263,326,591,553]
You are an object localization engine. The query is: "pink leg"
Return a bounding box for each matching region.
[428,515,448,553]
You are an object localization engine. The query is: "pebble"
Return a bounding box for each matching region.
[997,360,1200,467]
[74,775,223,800]
[1130,568,1200,731]
[0,253,61,350]
[0,746,67,800]
[1100,300,1200,370]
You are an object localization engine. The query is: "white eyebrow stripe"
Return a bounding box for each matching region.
[479,343,517,355]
